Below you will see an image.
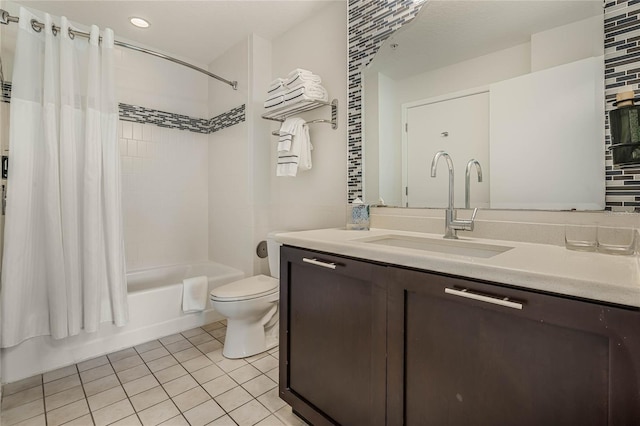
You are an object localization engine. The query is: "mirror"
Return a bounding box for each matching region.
[362,0,605,210]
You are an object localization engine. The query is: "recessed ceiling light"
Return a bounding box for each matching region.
[129,17,150,28]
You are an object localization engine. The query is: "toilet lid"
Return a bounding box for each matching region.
[210,275,278,301]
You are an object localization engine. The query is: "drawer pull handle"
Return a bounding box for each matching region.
[444,288,523,310]
[302,258,337,270]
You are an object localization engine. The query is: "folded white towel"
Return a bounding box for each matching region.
[264,95,285,109]
[285,68,322,87]
[268,78,286,95]
[182,276,208,313]
[277,117,312,177]
[284,84,328,103]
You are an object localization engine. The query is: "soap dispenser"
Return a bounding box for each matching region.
[347,198,370,230]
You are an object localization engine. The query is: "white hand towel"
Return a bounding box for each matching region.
[277,117,304,152]
[264,94,284,109]
[268,78,286,95]
[284,84,328,103]
[277,118,312,177]
[285,68,322,87]
[182,276,208,313]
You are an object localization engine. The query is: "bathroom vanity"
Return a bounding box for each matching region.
[276,229,640,426]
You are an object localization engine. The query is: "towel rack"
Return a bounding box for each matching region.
[262,99,338,135]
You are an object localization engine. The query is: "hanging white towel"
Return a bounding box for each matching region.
[277,118,312,177]
[182,276,209,313]
[285,68,322,87]
[277,117,304,152]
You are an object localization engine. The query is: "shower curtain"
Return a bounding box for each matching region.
[1,7,128,347]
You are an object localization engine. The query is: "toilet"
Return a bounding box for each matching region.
[209,234,281,359]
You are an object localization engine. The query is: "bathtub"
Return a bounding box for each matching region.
[1,261,244,384]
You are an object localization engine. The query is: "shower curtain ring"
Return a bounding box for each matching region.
[52,26,58,36]
[68,28,75,39]
[30,19,41,32]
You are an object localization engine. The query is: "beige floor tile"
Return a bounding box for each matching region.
[270,351,279,360]
[92,399,135,426]
[45,398,89,426]
[180,355,212,373]
[187,333,213,346]
[215,357,248,373]
[135,340,162,354]
[202,322,225,332]
[130,386,169,412]
[79,364,114,384]
[110,414,142,426]
[180,328,205,339]
[274,406,306,426]
[140,347,170,363]
[161,375,198,398]
[43,366,78,384]
[182,400,225,426]
[257,388,286,414]
[252,356,278,373]
[137,399,179,426]
[201,375,237,399]
[158,334,184,346]
[170,387,210,413]
[118,364,152,384]
[164,340,193,354]
[1,399,45,426]
[112,354,144,373]
[2,385,43,410]
[3,376,43,397]
[268,347,278,355]
[214,386,252,413]
[172,348,201,363]
[195,340,222,354]
[209,328,227,339]
[153,364,188,384]
[43,375,81,397]
[228,364,261,385]
[44,385,84,412]
[13,413,46,426]
[254,414,285,426]
[245,352,269,364]
[146,356,178,373]
[228,400,270,426]
[107,347,138,363]
[242,375,277,398]
[123,375,159,397]
[82,374,120,397]
[158,414,189,426]
[60,413,93,425]
[87,385,127,412]
[190,364,225,385]
[207,414,237,426]
[265,368,279,383]
[77,356,109,372]
[204,349,226,364]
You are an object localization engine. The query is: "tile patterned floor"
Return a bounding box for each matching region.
[1,321,305,426]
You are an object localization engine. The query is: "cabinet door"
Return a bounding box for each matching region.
[387,267,640,426]
[279,246,387,426]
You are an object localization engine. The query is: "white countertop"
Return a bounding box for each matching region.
[275,228,640,308]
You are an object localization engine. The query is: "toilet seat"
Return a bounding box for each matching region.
[210,275,278,302]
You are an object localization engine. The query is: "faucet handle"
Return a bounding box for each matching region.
[470,207,478,222]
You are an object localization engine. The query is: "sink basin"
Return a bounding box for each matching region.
[354,234,513,259]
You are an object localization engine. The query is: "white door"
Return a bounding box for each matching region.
[405,92,490,208]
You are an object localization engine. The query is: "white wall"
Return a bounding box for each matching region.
[269,1,348,232]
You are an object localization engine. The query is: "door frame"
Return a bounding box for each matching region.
[401,85,489,207]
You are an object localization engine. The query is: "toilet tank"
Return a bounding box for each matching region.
[266,232,282,279]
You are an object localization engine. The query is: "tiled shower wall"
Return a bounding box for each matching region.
[349,0,640,212]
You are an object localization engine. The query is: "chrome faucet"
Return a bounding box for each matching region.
[430,151,478,239]
[465,159,483,209]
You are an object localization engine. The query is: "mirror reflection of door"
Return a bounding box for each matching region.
[404,91,489,208]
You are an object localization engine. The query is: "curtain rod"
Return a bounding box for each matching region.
[0,9,238,90]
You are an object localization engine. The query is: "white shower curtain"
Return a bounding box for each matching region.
[1,7,128,347]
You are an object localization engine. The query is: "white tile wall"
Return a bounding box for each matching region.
[120,122,208,270]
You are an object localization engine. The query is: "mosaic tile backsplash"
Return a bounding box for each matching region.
[1,82,244,135]
[349,0,640,212]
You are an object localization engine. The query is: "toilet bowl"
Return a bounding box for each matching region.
[210,234,281,359]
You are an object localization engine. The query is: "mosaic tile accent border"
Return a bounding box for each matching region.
[604,0,640,212]
[347,0,425,202]
[1,81,244,135]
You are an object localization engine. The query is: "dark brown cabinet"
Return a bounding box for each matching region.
[279,246,387,426]
[280,245,640,425]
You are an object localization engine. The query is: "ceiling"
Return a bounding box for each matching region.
[8,0,339,65]
[368,0,603,79]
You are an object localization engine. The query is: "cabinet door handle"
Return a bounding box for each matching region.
[302,257,337,270]
[444,287,523,310]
